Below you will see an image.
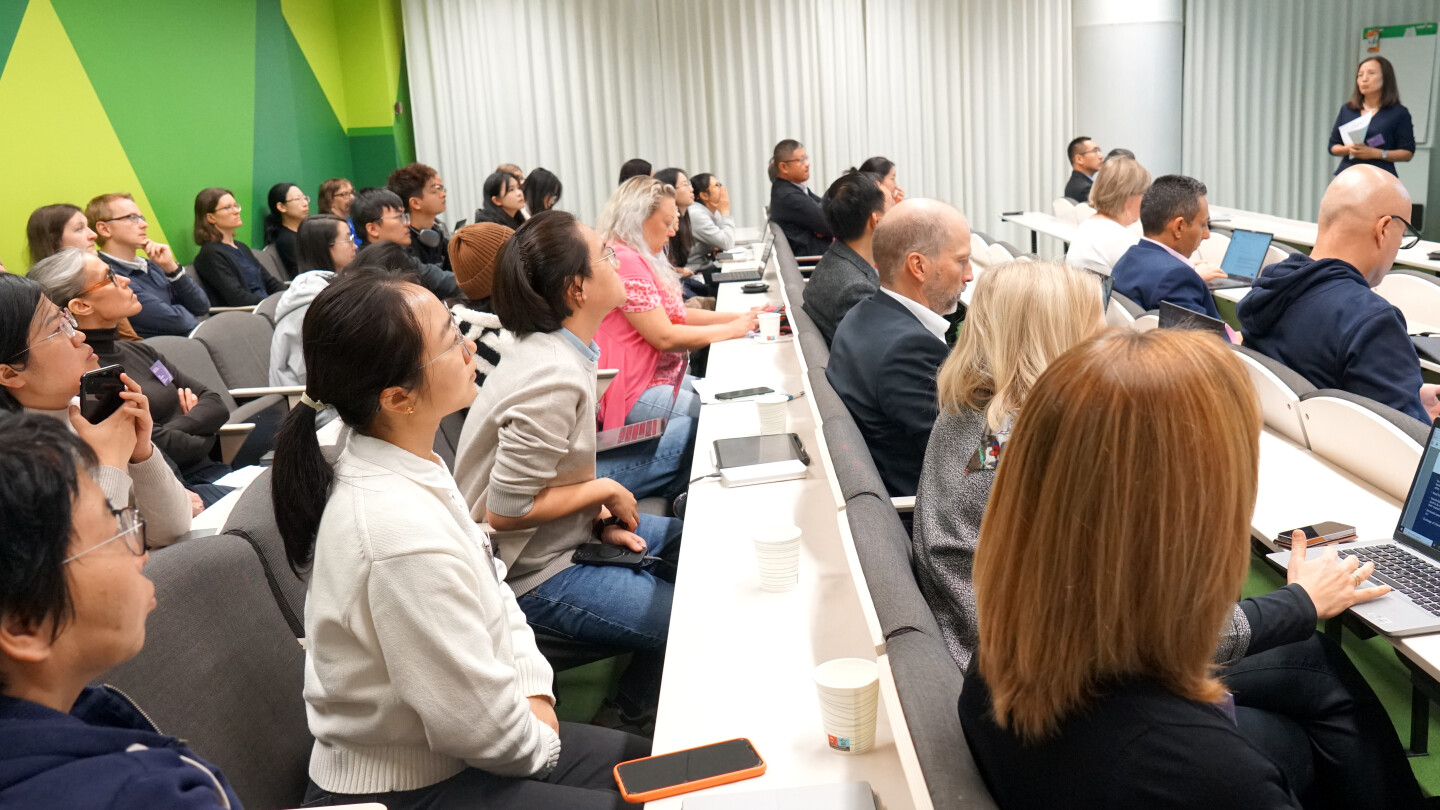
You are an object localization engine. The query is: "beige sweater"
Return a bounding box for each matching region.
[454,330,599,595]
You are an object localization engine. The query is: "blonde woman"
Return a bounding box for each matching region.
[1063,156,1150,274]
[958,329,1422,809]
[594,177,755,500]
[912,260,1103,671]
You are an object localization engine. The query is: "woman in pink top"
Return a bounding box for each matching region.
[595,177,755,501]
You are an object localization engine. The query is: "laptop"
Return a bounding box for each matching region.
[713,241,773,284]
[595,417,667,453]
[1081,265,1114,312]
[1206,228,1274,290]
[1158,301,1229,339]
[1268,420,1440,636]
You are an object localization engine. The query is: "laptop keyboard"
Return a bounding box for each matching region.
[714,269,763,283]
[616,419,661,443]
[1353,544,1440,616]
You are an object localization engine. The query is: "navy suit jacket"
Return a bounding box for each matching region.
[1111,239,1222,320]
[769,179,833,258]
[826,291,948,497]
[99,252,209,338]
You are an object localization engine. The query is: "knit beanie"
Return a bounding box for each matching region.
[449,222,514,300]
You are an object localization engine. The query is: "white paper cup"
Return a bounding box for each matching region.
[753,525,801,592]
[814,658,880,754]
[755,394,788,435]
[757,311,782,341]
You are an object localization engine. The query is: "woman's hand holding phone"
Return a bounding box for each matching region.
[69,400,139,469]
[117,374,155,463]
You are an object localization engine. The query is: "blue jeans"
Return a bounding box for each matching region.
[517,514,683,714]
[595,377,700,501]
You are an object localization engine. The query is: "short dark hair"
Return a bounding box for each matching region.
[770,139,802,182]
[523,168,563,214]
[493,210,593,337]
[193,187,234,245]
[387,163,438,212]
[1348,56,1402,111]
[1139,175,1208,236]
[272,270,429,575]
[858,156,895,178]
[0,412,100,686]
[1105,148,1135,162]
[823,170,886,242]
[351,240,420,275]
[297,214,347,273]
[618,158,652,185]
[1067,136,1093,164]
[25,204,84,264]
[351,187,405,245]
[0,274,46,412]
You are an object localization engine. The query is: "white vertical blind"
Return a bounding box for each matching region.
[402,0,1072,245]
[1183,0,1437,225]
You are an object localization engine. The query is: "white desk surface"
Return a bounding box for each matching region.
[647,254,914,807]
[1000,211,1076,244]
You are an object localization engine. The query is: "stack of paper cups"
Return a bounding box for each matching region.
[752,524,801,592]
[757,311,782,342]
[813,658,880,755]
[755,394,788,435]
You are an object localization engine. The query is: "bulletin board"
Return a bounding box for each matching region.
[1361,22,1437,143]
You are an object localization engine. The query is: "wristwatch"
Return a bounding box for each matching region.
[1382,149,1389,161]
[593,515,624,539]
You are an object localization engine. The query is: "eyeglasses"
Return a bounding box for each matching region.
[383,212,412,224]
[333,190,354,199]
[64,507,147,564]
[285,194,310,204]
[419,314,473,369]
[594,245,619,269]
[428,183,447,193]
[1386,214,1423,250]
[1082,147,1104,156]
[780,157,811,165]
[79,266,120,297]
[101,213,146,225]
[6,308,77,363]
[216,203,242,214]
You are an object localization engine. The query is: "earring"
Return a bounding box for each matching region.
[406,406,414,414]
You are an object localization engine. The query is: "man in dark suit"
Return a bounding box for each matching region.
[1111,174,1224,320]
[1064,136,1103,202]
[802,169,891,345]
[827,199,973,497]
[768,139,833,258]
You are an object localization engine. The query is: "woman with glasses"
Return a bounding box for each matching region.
[270,267,647,807]
[28,248,235,506]
[192,187,285,307]
[455,210,684,732]
[685,172,735,274]
[0,413,244,809]
[0,274,192,546]
[264,182,311,279]
[475,170,528,229]
[25,203,145,343]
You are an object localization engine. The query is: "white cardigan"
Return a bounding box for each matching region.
[304,429,560,794]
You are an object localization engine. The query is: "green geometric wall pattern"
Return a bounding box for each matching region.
[0,0,414,271]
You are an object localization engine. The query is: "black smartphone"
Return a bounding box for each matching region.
[614,738,766,802]
[715,386,773,400]
[80,365,127,424]
[571,543,645,569]
[742,281,769,293]
[1278,521,1357,546]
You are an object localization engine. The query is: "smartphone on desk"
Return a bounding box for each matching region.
[715,386,773,401]
[1276,521,1357,548]
[614,738,765,803]
[80,365,127,424]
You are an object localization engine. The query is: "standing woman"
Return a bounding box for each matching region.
[264,182,310,279]
[1330,56,1414,176]
[475,171,528,229]
[859,156,906,204]
[523,168,563,215]
[193,187,285,306]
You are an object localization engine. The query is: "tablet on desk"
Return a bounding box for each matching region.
[712,433,810,487]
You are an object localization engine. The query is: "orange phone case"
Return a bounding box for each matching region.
[613,738,767,803]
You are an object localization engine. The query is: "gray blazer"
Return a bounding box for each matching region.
[801,240,878,345]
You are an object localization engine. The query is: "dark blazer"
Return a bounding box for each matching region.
[826,291,948,497]
[802,240,878,345]
[769,179,833,258]
[193,240,284,306]
[1330,103,1415,177]
[1111,239,1222,320]
[1064,170,1093,203]
[98,253,208,338]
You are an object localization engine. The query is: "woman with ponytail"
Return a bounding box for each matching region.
[263,182,308,279]
[271,268,645,808]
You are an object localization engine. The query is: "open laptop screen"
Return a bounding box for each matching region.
[1220,229,1273,280]
[1399,423,1440,551]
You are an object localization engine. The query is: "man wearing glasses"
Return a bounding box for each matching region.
[1065,136,1104,203]
[0,414,241,808]
[86,193,209,338]
[388,162,453,273]
[1239,164,1440,423]
[768,139,834,259]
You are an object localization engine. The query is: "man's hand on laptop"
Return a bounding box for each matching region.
[1420,384,1440,420]
[1287,532,1391,619]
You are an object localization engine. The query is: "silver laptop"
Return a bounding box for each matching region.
[1206,228,1273,290]
[1269,419,1440,636]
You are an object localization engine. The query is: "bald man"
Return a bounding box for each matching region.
[826,199,973,497]
[1238,165,1439,422]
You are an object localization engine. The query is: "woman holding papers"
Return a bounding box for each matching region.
[1330,55,1414,177]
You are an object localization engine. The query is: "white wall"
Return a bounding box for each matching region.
[402,0,1073,247]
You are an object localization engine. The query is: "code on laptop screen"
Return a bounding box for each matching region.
[1401,429,1440,549]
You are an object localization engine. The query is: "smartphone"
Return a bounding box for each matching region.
[742,282,769,293]
[715,386,773,401]
[570,542,646,569]
[614,738,765,803]
[1277,521,1357,546]
[80,365,127,424]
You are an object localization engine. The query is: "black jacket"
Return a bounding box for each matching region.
[193,241,284,306]
[826,291,948,497]
[1064,170,1093,203]
[802,240,877,346]
[769,179,833,258]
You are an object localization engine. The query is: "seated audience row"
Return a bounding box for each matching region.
[802,169,891,345]
[1063,155,1148,273]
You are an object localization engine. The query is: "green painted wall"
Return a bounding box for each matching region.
[0,0,414,271]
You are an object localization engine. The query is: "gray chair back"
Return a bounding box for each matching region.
[144,336,238,410]
[254,291,285,324]
[1110,290,1146,318]
[808,367,886,501]
[434,410,466,471]
[98,533,311,810]
[221,468,307,636]
[845,492,939,638]
[192,312,275,389]
[258,243,288,282]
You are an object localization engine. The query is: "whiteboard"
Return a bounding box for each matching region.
[1360,22,1437,144]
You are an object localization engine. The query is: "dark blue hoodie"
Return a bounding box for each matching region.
[1237,253,1427,423]
[0,686,241,809]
